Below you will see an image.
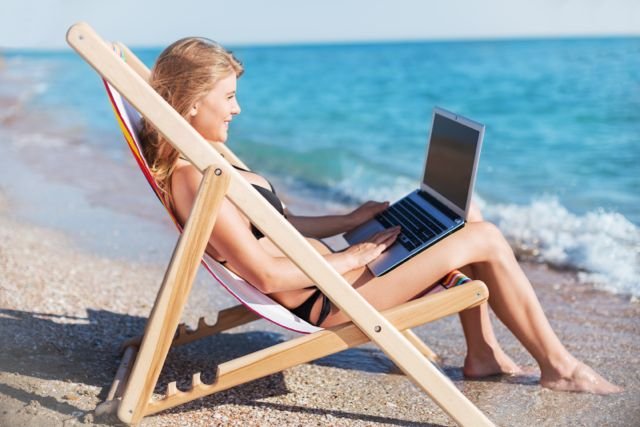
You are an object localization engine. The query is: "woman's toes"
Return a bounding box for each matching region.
[541,363,623,394]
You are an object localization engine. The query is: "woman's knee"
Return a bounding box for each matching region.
[468,200,484,222]
[469,221,512,259]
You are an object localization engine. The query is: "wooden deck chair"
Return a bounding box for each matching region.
[67,22,494,426]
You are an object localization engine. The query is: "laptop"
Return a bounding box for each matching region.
[344,106,485,276]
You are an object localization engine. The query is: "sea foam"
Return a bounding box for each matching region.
[479,196,640,297]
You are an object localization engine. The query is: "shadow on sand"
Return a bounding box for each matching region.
[0,307,444,426]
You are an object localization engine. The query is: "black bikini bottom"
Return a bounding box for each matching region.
[290,289,331,326]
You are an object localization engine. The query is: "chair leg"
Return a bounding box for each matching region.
[95,346,138,417]
[117,167,230,425]
[403,329,442,364]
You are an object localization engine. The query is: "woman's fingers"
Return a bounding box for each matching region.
[359,227,401,262]
[378,227,401,248]
[368,226,401,245]
[358,244,384,265]
[346,226,402,269]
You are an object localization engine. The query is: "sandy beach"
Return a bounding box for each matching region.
[1,57,639,426]
[1,186,640,427]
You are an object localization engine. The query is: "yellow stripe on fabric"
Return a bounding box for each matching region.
[107,101,144,163]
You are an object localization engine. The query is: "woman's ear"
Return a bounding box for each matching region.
[190,102,199,117]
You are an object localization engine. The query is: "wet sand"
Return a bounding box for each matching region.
[1,76,639,426]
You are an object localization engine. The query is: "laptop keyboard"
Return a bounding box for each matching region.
[375,198,447,251]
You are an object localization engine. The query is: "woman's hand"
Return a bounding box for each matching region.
[346,201,390,230]
[343,226,401,270]
[286,200,391,239]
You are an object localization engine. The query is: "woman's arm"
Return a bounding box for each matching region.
[286,200,390,238]
[285,213,355,238]
[211,200,399,293]
[172,165,399,293]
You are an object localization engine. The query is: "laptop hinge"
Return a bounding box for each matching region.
[417,190,461,222]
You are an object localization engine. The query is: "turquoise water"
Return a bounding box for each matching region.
[2,37,639,295]
[230,38,640,219]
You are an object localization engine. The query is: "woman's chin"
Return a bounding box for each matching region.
[206,136,227,144]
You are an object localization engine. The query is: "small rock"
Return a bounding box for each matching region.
[23,400,41,415]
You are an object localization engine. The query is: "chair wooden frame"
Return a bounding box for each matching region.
[67,22,495,426]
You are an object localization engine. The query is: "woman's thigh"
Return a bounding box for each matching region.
[321,221,499,327]
[264,237,334,308]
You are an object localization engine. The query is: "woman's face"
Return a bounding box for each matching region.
[190,72,241,143]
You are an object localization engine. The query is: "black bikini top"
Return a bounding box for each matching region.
[232,166,286,239]
[249,181,286,239]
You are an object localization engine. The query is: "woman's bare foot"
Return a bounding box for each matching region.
[540,362,623,394]
[463,346,523,378]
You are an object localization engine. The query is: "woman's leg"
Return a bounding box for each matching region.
[456,202,522,377]
[457,265,522,377]
[320,221,621,394]
[265,238,332,308]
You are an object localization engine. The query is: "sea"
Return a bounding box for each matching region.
[1,37,639,296]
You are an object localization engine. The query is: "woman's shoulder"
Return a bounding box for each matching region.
[170,160,204,217]
[172,159,201,189]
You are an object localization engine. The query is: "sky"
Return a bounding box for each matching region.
[2,0,640,49]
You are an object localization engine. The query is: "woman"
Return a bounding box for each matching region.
[139,37,621,394]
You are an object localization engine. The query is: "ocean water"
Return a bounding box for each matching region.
[2,37,639,295]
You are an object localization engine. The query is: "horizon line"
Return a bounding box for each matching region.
[2,32,639,53]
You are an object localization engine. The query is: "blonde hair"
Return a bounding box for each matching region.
[139,37,243,204]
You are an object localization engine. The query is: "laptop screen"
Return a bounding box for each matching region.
[422,111,481,213]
